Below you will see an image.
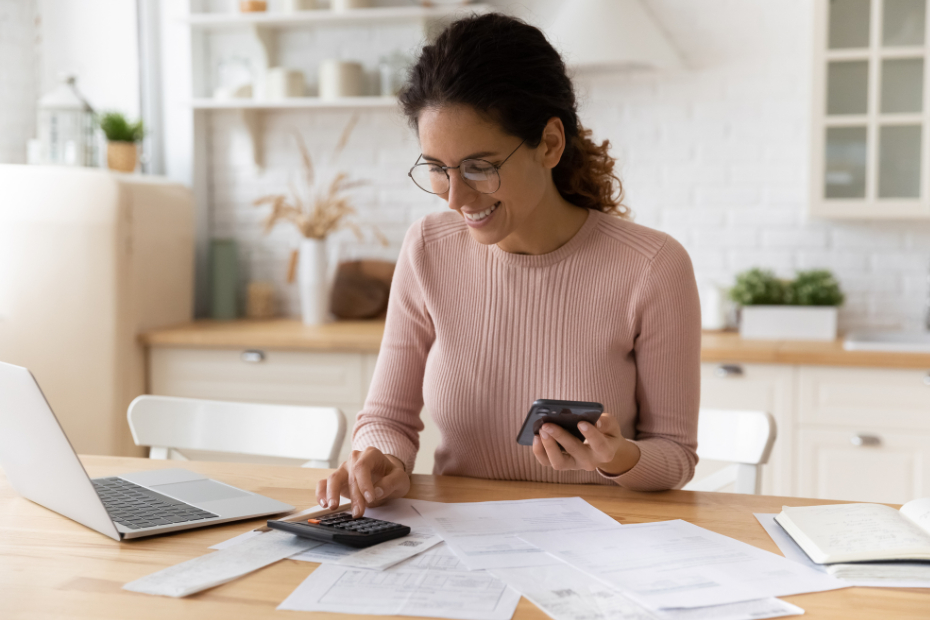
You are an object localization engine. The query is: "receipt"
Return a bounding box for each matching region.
[124,530,320,598]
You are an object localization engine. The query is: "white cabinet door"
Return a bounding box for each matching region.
[796,365,930,503]
[699,363,796,495]
[797,427,930,503]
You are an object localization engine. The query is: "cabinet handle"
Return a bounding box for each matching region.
[714,364,744,378]
[850,433,881,447]
[241,350,266,363]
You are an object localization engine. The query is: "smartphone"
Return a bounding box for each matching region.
[516,399,604,446]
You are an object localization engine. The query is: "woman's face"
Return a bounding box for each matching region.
[416,105,553,247]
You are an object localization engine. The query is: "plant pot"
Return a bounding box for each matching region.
[107,141,137,172]
[298,238,330,325]
[739,306,838,341]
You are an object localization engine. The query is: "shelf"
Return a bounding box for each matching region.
[190,97,398,110]
[182,4,490,29]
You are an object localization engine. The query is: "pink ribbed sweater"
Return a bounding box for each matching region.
[352,208,701,491]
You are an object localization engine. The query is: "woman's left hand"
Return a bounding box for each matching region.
[531,413,641,475]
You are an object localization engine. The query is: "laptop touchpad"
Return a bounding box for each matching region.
[151,479,250,504]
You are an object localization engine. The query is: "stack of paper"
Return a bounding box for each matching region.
[755,512,930,588]
[126,494,858,620]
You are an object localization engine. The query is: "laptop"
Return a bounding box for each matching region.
[0,361,293,540]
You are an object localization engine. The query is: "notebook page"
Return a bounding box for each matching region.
[782,503,930,561]
[900,498,930,536]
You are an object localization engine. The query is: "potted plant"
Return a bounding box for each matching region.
[253,115,386,325]
[730,268,844,341]
[98,111,143,172]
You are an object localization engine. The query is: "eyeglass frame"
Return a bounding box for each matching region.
[407,139,527,195]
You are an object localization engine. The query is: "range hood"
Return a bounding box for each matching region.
[546,0,683,71]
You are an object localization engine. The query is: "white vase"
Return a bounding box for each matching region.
[298,238,330,325]
[739,306,838,341]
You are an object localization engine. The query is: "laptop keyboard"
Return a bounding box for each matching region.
[93,477,218,530]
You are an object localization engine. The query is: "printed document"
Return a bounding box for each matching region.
[754,513,930,588]
[414,496,619,569]
[124,530,320,597]
[491,563,804,620]
[278,542,521,620]
[520,519,846,609]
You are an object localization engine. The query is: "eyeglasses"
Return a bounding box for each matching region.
[407,139,526,195]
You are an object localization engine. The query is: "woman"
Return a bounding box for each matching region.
[318,13,701,516]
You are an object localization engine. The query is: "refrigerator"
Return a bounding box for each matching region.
[0,165,194,457]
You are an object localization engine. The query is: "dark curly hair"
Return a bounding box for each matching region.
[399,13,628,218]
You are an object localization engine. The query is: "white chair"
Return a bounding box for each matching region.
[682,409,777,495]
[127,395,346,469]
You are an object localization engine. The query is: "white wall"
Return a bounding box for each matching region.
[0,0,139,164]
[36,0,140,119]
[0,0,38,163]
[199,0,930,330]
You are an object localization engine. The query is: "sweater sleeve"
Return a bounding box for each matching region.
[351,219,435,473]
[602,235,701,491]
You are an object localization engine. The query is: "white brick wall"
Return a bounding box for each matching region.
[205,0,930,330]
[0,0,37,164]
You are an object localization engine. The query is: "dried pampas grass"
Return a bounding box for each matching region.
[254,115,388,246]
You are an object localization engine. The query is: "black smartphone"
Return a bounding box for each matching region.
[516,399,604,446]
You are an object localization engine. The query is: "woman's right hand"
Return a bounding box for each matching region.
[316,447,411,518]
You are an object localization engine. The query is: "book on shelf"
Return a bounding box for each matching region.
[774,498,930,580]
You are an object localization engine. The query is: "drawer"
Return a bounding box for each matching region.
[149,347,366,405]
[798,366,930,430]
[797,426,930,504]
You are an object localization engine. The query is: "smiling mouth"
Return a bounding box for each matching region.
[463,202,500,222]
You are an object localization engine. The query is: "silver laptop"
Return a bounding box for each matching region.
[0,361,293,540]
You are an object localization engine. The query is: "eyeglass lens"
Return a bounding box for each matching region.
[410,159,500,195]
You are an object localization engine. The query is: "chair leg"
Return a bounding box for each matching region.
[734,464,762,494]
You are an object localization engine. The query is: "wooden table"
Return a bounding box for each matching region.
[3,457,928,619]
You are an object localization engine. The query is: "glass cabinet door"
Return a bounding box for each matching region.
[814,0,930,217]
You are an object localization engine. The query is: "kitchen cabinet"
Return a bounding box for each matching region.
[149,345,443,474]
[795,366,930,502]
[145,324,930,501]
[811,0,930,218]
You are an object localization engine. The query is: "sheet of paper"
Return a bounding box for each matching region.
[521,519,846,609]
[754,513,930,588]
[414,496,620,570]
[491,563,805,620]
[212,498,442,570]
[124,530,321,597]
[278,542,521,620]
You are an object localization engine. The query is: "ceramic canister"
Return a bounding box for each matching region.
[318,60,365,99]
[266,67,305,98]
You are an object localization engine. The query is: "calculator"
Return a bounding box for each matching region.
[267,512,411,548]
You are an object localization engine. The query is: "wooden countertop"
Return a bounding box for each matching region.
[141,320,930,369]
[4,456,929,619]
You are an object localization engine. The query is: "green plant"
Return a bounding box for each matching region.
[785,269,845,306]
[98,111,144,143]
[729,268,787,305]
[730,267,845,306]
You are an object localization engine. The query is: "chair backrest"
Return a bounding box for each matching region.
[127,395,346,469]
[683,409,777,495]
